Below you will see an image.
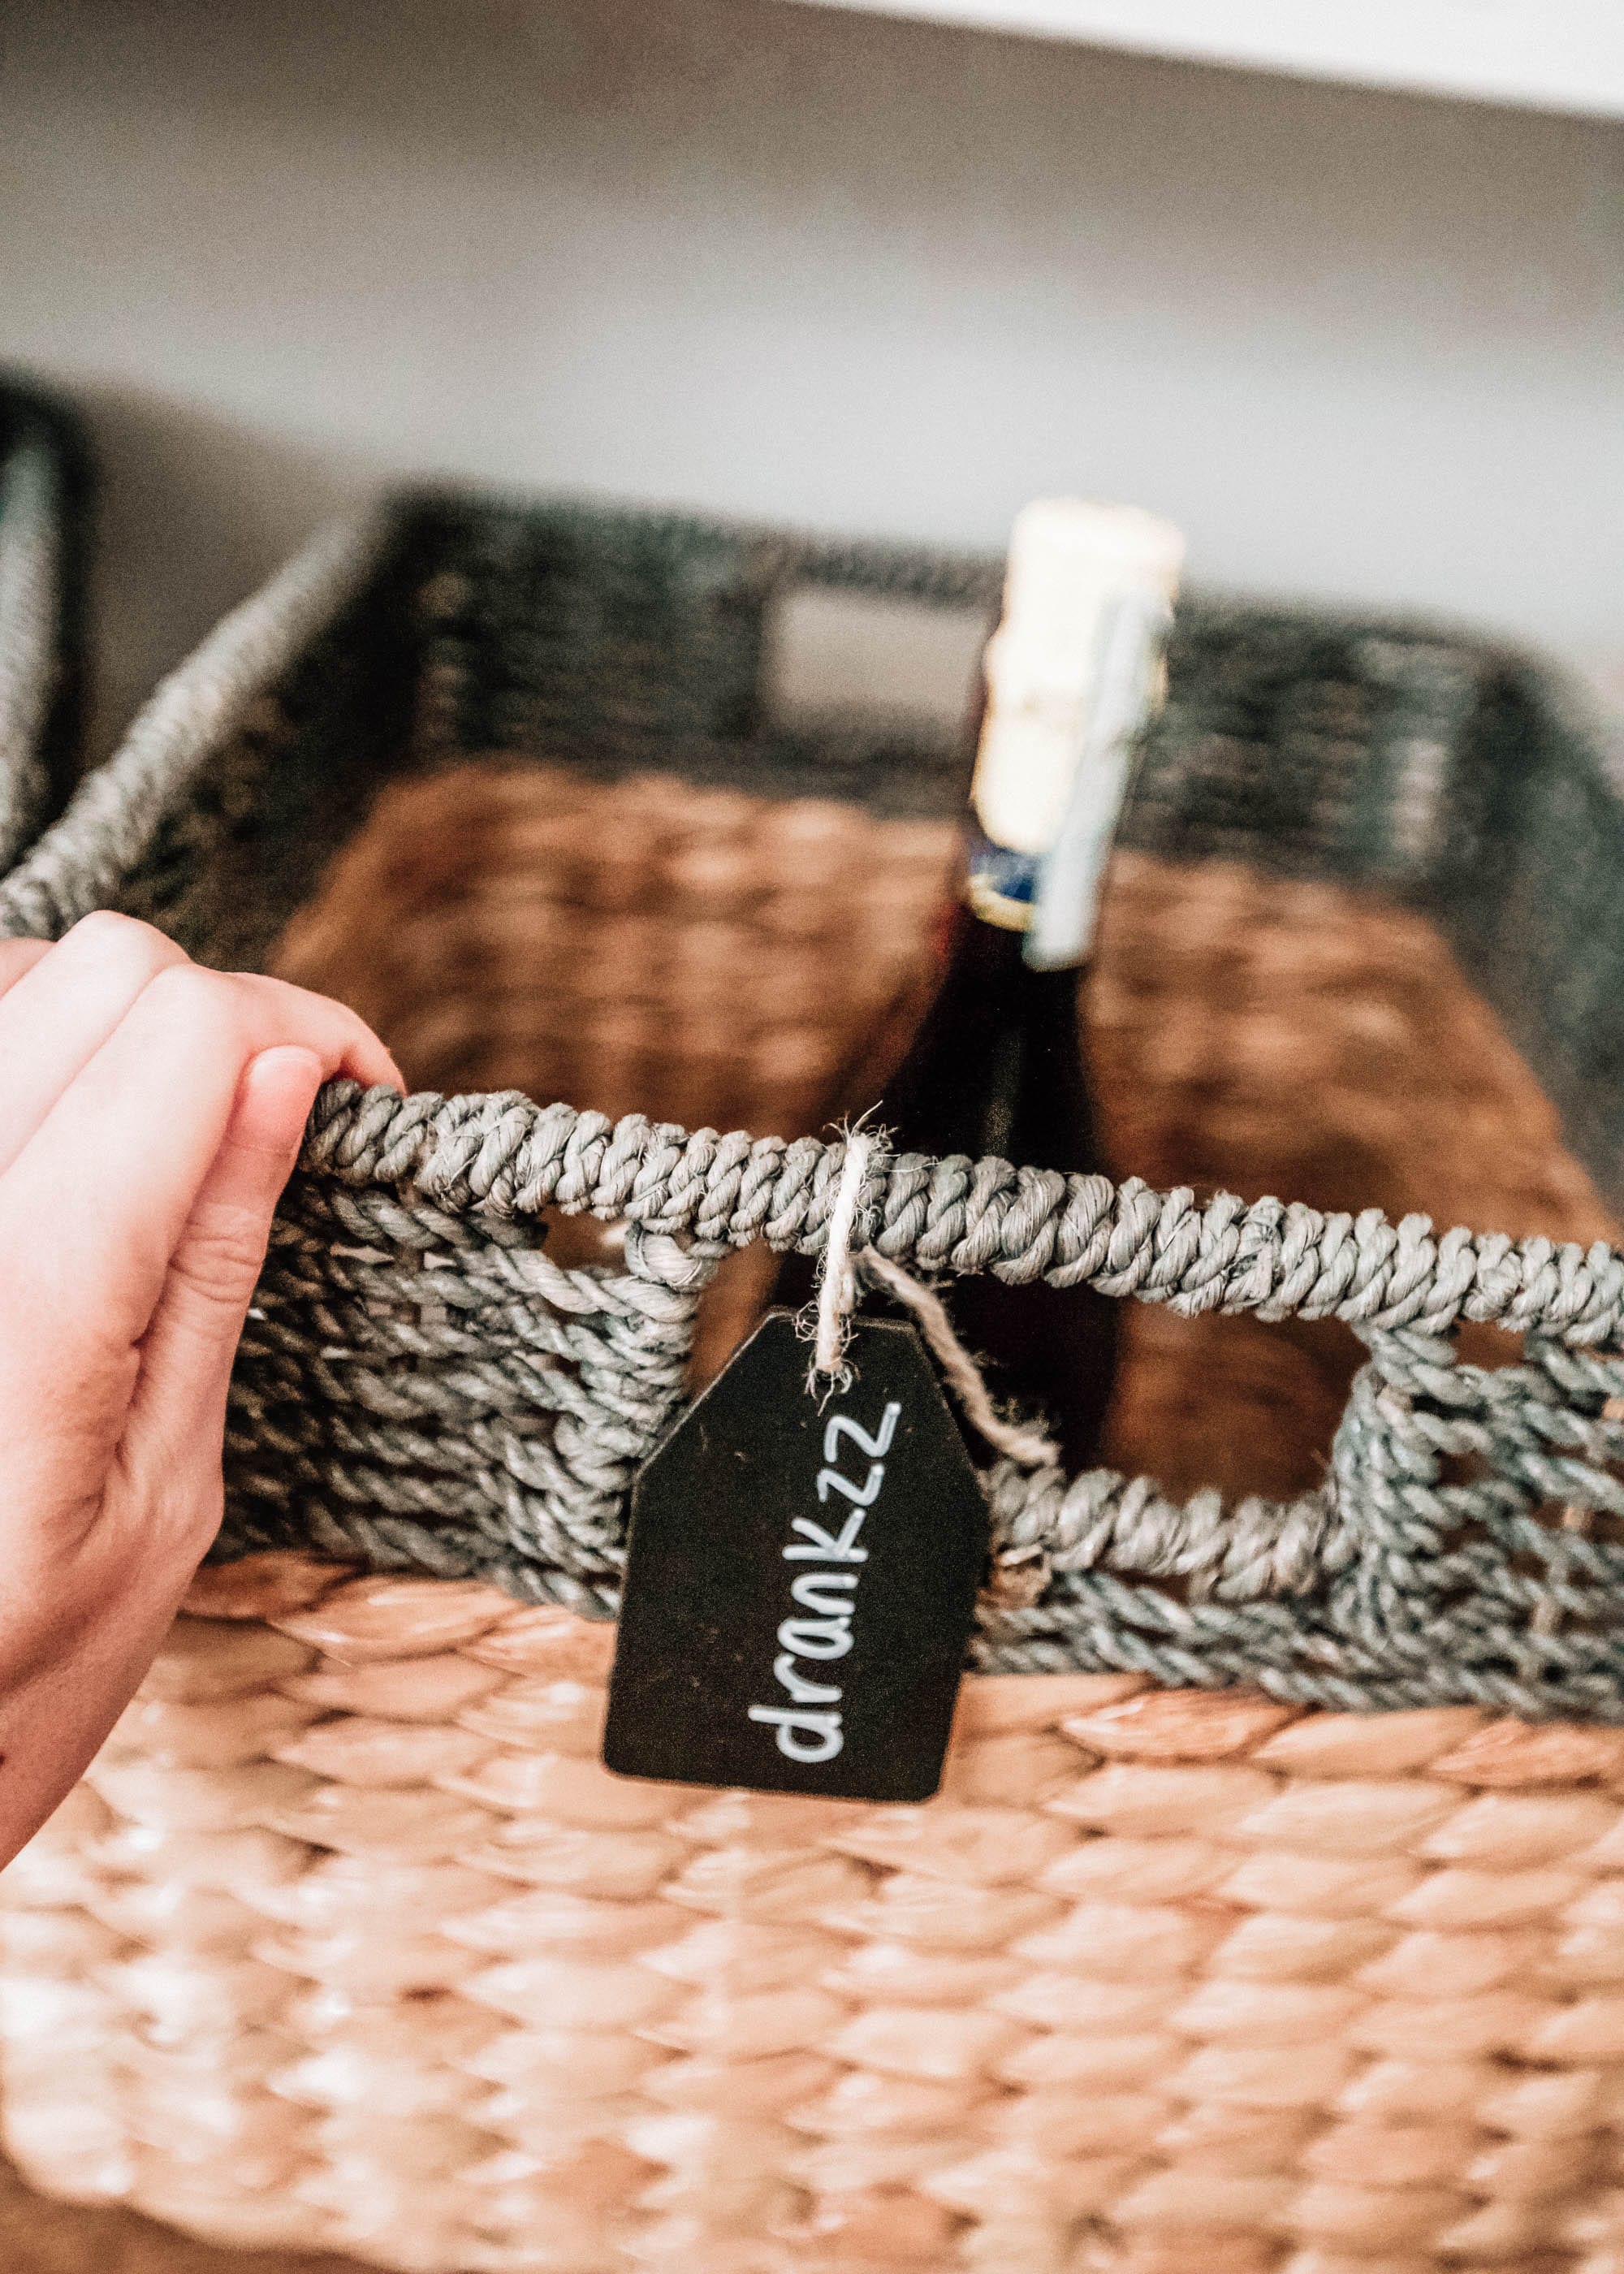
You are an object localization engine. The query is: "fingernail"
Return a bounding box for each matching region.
[231,1046,326,1155]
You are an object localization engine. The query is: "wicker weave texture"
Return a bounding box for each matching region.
[196,744,1624,1719]
[11,1550,1624,2272]
[1087,850,1618,1507]
[5,813,1624,2269]
[274,762,955,1146]
[270,759,956,1394]
[268,757,1620,1510]
[4,498,1624,1706]
[5,494,1624,2267]
[265,756,1622,1554]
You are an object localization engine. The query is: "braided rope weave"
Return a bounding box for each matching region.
[4,501,1624,1720]
[303,1084,1624,1344]
[0,512,389,945]
[205,1084,1624,1722]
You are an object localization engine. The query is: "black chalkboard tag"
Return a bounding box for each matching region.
[603,1309,988,1804]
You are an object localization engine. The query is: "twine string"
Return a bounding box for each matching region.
[807,1124,1057,1471]
[809,1126,874,1387]
[856,1248,1056,1468]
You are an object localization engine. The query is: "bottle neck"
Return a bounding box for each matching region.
[954,629,1059,950]
[962,831,1050,941]
[967,585,1172,975]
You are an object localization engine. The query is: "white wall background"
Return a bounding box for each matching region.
[2,0,1622,747]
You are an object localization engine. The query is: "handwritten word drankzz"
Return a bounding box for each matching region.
[748,1394,901,1763]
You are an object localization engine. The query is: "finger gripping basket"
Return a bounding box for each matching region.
[3,495,1624,2272]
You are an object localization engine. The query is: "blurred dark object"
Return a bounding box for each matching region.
[0,377,93,853]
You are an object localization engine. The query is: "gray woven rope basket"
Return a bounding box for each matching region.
[2,492,1624,1723]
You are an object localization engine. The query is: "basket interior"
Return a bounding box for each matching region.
[8,503,1624,2272]
[249,502,1618,1507]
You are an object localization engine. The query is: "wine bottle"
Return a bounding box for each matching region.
[793,499,1183,1468]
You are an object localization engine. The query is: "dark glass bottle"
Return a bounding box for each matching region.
[786,500,1182,1472]
[877,891,1118,1468]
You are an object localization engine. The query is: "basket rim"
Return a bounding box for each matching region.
[301,1079,1624,1351]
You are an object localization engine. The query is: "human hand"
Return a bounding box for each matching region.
[0,914,400,1865]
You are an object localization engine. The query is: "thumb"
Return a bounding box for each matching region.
[125,1046,324,1492]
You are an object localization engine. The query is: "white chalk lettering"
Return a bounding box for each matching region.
[752,1397,903,1766]
[824,1409,901,1464]
[776,1615,853,1660]
[772,1654,842,1705]
[817,1461,884,1507]
[783,1511,868,1562]
[789,1571,859,1618]
[747,1706,844,1762]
